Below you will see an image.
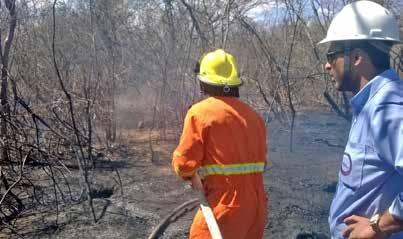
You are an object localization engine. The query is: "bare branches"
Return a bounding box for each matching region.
[0,0,18,221]
[0,153,27,212]
[51,0,97,222]
[179,0,209,50]
[2,0,16,67]
[1,0,17,160]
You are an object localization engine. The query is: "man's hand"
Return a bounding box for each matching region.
[343,215,386,239]
[190,173,204,192]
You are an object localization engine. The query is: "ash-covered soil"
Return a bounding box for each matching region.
[265,111,349,238]
[8,110,350,239]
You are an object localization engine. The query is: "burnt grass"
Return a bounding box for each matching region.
[3,110,349,239]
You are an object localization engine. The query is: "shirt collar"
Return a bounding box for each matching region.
[350,69,400,116]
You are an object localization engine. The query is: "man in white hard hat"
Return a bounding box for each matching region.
[318,1,403,239]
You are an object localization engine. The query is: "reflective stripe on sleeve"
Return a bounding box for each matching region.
[199,162,265,177]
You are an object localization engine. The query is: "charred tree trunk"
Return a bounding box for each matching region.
[0,0,16,165]
[0,0,24,221]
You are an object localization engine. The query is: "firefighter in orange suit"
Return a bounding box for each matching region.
[172,49,268,238]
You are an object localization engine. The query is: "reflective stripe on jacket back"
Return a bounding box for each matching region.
[199,162,265,177]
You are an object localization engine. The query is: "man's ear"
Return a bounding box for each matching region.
[352,49,365,67]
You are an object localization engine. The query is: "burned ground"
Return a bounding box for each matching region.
[3,110,349,239]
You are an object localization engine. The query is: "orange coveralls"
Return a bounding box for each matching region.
[172,96,268,239]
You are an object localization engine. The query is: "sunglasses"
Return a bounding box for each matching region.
[326,49,351,62]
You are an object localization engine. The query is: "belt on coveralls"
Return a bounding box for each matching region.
[199,162,265,177]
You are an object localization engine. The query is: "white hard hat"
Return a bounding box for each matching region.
[319,1,402,44]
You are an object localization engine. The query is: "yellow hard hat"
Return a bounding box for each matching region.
[198,49,242,87]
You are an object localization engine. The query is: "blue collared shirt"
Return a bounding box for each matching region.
[329,70,403,239]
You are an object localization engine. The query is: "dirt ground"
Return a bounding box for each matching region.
[4,110,350,239]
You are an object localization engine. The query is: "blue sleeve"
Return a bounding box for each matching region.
[372,101,403,219]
